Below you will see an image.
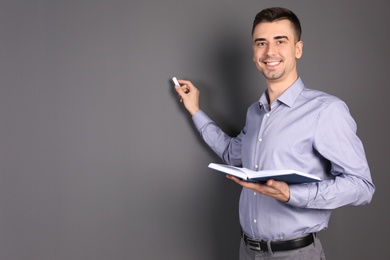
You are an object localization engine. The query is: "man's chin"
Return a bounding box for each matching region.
[262,71,284,81]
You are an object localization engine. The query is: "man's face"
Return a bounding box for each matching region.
[252,19,303,84]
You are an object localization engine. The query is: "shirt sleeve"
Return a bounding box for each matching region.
[192,110,243,166]
[288,100,375,209]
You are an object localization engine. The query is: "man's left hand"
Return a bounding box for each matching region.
[226,175,290,202]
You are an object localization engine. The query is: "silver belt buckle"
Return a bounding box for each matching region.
[247,240,262,251]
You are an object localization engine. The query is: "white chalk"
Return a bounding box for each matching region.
[172,77,180,86]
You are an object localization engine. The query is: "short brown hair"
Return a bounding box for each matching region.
[252,7,302,42]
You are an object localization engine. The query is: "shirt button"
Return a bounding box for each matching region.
[255,165,258,169]
[266,113,270,117]
[254,192,256,196]
[254,219,257,223]
[258,138,262,142]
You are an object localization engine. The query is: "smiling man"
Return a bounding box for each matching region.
[174,7,375,260]
[252,18,302,105]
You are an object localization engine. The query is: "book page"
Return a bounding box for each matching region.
[208,163,248,180]
[208,163,321,184]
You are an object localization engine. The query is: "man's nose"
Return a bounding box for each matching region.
[265,43,277,56]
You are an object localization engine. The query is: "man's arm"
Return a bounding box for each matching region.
[174,79,243,166]
[174,79,293,199]
[289,101,375,209]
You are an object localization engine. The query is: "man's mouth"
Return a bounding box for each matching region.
[264,61,281,67]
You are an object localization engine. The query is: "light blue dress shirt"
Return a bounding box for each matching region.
[192,77,375,240]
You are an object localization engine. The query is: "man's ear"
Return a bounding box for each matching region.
[295,40,303,59]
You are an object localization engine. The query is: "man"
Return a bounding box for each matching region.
[174,7,375,260]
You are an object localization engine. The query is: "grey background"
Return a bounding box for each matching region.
[0,1,388,259]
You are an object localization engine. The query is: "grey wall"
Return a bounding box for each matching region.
[1,1,389,259]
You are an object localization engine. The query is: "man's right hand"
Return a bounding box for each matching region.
[174,79,200,116]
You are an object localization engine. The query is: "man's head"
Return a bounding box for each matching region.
[252,7,301,43]
[252,7,303,85]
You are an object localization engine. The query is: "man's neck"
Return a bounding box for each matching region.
[266,76,298,105]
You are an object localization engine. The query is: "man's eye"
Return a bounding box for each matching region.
[257,42,266,47]
[277,40,285,44]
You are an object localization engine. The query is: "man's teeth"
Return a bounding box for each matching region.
[266,61,280,66]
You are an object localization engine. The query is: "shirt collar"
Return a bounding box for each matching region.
[259,77,304,109]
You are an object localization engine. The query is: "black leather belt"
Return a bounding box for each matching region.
[241,231,315,252]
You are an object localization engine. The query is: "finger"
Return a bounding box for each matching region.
[265,179,284,190]
[177,79,192,86]
[175,85,186,98]
[178,80,197,91]
[226,175,243,185]
[227,175,253,187]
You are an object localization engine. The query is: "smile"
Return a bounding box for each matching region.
[264,61,281,66]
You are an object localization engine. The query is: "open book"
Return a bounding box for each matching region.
[208,163,321,184]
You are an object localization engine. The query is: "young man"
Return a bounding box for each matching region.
[174,7,375,260]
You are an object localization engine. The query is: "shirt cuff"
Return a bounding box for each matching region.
[286,184,312,207]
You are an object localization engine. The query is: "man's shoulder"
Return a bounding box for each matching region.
[300,86,342,106]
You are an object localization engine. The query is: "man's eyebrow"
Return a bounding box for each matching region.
[274,35,289,40]
[254,35,289,43]
[254,38,266,43]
